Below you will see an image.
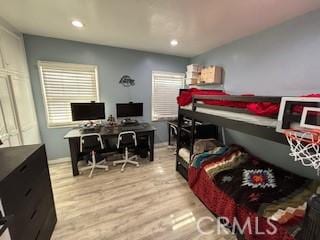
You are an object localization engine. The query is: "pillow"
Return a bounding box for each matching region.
[242,169,277,189]
[193,138,220,154]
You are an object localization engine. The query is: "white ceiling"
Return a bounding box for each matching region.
[0,0,320,57]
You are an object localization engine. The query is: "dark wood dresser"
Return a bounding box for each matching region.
[0,144,57,240]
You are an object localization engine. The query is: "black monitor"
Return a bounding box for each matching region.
[116,103,143,118]
[71,102,105,121]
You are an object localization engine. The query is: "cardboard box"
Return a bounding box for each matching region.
[191,78,199,85]
[186,77,199,85]
[186,71,200,79]
[187,64,202,72]
[202,66,222,84]
[200,68,208,83]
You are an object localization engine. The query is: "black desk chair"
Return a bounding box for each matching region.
[79,133,109,178]
[113,131,139,172]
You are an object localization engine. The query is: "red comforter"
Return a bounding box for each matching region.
[188,148,300,240]
[177,88,320,117]
[189,166,294,240]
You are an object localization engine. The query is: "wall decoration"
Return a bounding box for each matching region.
[119,75,135,87]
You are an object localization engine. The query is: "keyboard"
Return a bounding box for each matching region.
[119,125,145,131]
[80,126,101,133]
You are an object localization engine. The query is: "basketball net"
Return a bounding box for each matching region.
[284,129,320,176]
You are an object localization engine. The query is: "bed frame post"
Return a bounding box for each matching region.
[190,96,197,157]
[176,89,184,171]
[176,111,183,158]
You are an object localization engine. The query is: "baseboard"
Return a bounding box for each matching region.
[155,142,168,149]
[48,157,71,165]
[49,142,169,164]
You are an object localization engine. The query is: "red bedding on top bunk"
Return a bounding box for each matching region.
[177,88,320,117]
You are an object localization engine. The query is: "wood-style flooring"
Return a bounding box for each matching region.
[49,147,236,240]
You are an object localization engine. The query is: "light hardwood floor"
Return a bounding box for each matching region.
[49,148,236,240]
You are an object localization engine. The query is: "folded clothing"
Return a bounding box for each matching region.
[178,148,190,163]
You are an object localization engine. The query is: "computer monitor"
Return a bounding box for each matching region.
[116,103,143,118]
[71,102,105,121]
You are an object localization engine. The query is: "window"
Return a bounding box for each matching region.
[38,61,99,127]
[152,71,185,121]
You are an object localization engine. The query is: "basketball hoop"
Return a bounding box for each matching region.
[284,129,320,176]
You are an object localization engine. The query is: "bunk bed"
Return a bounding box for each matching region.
[175,89,320,240]
[176,89,287,180]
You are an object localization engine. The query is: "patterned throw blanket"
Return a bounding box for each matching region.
[188,145,319,240]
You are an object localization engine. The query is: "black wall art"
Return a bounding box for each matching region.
[119,75,135,87]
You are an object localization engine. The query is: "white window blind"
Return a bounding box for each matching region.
[152,71,185,121]
[38,61,99,127]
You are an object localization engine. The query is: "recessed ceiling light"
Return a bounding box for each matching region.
[72,20,84,28]
[170,39,178,46]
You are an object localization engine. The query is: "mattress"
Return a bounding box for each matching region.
[181,104,278,128]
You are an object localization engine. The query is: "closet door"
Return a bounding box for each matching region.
[0,26,40,145]
[0,43,4,69]
[0,28,28,74]
[0,76,21,147]
[9,75,40,144]
[0,102,10,148]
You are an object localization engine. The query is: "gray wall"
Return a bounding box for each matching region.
[193,10,320,96]
[192,10,320,180]
[24,35,189,160]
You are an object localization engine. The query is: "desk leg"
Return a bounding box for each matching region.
[150,131,154,161]
[69,138,80,176]
[168,125,171,146]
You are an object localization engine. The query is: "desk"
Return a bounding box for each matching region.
[64,123,156,176]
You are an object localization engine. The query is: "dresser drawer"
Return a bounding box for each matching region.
[2,146,47,207]
[34,207,57,240]
[0,145,56,240]
[4,169,50,215]
[11,145,47,184]
[22,191,55,240]
[7,171,52,240]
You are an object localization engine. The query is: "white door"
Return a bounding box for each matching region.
[9,75,40,144]
[0,28,28,74]
[0,42,4,69]
[0,24,40,146]
[0,101,10,148]
[0,76,21,147]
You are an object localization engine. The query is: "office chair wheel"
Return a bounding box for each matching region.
[121,168,125,172]
[113,162,116,166]
[136,163,140,167]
